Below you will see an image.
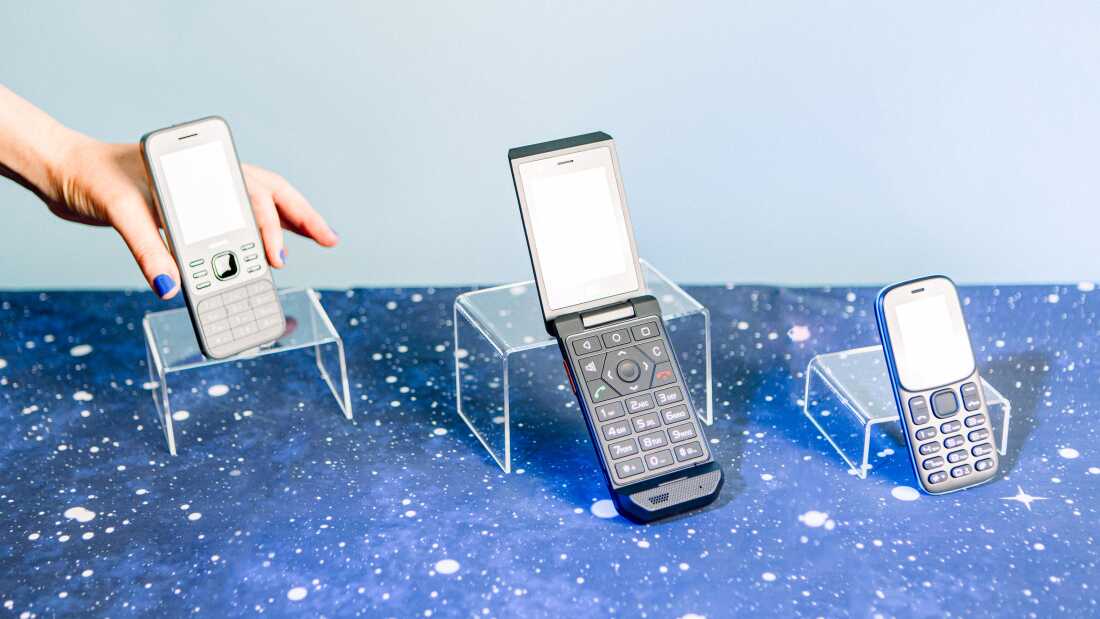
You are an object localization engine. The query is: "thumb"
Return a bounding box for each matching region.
[110,198,181,299]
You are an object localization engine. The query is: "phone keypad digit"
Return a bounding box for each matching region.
[568,317,710,486]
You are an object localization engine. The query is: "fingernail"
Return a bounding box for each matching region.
[279,249,288,265]
[153,274,176,298]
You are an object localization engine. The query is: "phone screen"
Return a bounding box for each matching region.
[519,147,638,311]
[892,291,975,391]
[159,141,246,245]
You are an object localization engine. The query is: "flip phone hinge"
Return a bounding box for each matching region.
[581,302,635,328]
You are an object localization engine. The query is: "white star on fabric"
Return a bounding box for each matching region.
[1001,485,1047,511]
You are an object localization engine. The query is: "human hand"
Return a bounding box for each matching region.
[39,134,337,299]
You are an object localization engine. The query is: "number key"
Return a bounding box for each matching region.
[644,449,674,470]
[601,420,632,441]
[654,386,683,407]
[608,439,638,459]
[594,402,625,422]
[631,412,661,432]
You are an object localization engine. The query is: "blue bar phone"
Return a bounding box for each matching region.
[875,275,999,494]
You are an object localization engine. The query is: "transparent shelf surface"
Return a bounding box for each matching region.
[143,288,352,455]
[454,259,713,473]
[803,345,1011,478]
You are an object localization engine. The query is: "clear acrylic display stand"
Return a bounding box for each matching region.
[453,259,712,473]
[802,345,1011,478]
[143,288,352,455]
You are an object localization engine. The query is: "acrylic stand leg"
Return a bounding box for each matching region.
[453,259,713,473]
[802,345,1012,478]
[142,288,351,455]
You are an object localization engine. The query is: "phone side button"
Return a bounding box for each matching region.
[615,458,645,479]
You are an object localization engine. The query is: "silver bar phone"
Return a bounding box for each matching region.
[141,117,286,359]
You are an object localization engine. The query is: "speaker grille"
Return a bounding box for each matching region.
[629,469,721,512]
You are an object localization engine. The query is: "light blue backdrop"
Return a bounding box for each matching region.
[2,2,1098,289]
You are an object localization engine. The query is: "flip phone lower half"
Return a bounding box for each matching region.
[552,295,723,523]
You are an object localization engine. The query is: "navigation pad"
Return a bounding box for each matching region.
[568,317,709,486]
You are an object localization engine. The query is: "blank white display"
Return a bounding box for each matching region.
[522,152,637,311]
[160,142,246,245]
[894,294,974,391]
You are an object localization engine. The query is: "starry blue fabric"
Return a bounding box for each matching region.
[0,285,1095,617]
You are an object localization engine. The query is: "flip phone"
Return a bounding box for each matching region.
[875,275,999,494]
[141,117,286,359]
[509,132,723,522]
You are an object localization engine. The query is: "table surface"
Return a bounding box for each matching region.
[0,285,1096,618]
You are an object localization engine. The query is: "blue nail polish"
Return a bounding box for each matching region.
[279,249,288,264]
[153,274,175,298]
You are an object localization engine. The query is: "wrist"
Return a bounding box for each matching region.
[0,86,85,202]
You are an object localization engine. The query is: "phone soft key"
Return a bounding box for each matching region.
[875,275,999,494]
[509,131,723,522]
[141,117,287,359]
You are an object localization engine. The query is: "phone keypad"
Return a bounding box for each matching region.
[195,279,284,353]
[568,318,709,486]
[906,379,998,491]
